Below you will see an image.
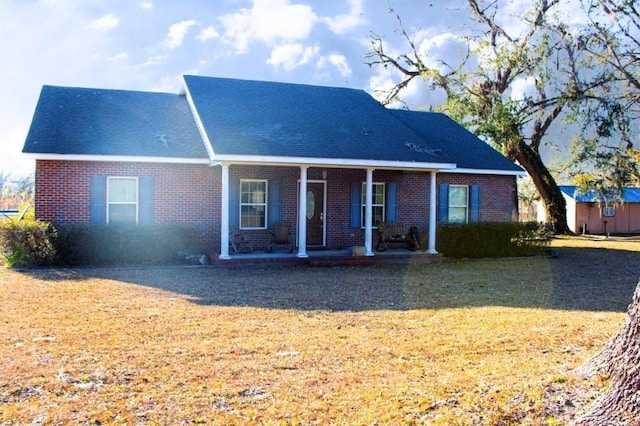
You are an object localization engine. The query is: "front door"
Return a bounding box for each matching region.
[305,182,325,246]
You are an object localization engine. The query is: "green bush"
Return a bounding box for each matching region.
[435,222,549,259]
[0,217,57,268]
[54,223,202,266]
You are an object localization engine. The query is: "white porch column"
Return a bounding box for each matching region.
[364,168,375,256]
[427,170,438,254]
[219,162,231,260]
[297,166,309,258]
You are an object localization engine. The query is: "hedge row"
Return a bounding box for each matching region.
[1,219,550,268]
[0,219,202,268]
[435,222,549,258]
[54,223,201,266]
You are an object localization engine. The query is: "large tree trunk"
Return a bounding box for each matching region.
[510,141,572,234]
[576,280,640,424]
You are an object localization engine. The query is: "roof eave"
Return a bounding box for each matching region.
[440,167,526,177]
[23,153,210,165]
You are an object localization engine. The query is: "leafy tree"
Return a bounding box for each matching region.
[569,0,640,200]
[365,0,631,233]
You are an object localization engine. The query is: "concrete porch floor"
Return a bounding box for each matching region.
[210,248,443,267]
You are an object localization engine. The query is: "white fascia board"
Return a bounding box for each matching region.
[440,167,526,177]
[210,154,457,171]
[182,76,216,160]
[24,153,210,165]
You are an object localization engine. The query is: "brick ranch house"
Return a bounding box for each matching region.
[22,75,524,260]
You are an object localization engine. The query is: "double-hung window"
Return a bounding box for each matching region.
[240,180,267,229]
[448,185,469,223]
[361,182,385,228]
[107,177,138,224]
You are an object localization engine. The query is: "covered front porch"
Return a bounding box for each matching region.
[216,161,452,261]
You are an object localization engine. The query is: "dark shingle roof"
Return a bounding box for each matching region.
[23,85,208,159]
[560,186,640,203]
[23,77,524,174]
[388,110,523,173]
[183,75,447,165]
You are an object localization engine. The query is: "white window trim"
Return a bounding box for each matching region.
[603,205,615,217]
[449,184,469,224]
[106,176,139,224]
[240,179,268,229]
[361,182,385,228]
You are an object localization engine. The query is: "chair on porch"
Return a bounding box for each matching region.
[268,221,293,253]
[229,223,253,253]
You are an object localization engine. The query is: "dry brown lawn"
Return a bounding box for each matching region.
[2,236,640,425]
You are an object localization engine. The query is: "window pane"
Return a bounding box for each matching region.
[373,206,384,225]
[241,181,266,204]
[449,207,467,223]
[449,186,468,206]
[361,183,385,227]
[108,204,136,224]
[241,205,265,228]
[109,178,137,203]
[373,185,385,204]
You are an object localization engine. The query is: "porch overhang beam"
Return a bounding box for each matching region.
[209,155,456,172]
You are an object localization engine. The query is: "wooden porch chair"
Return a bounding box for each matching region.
[268,221,293,253]
[229,223,253,253]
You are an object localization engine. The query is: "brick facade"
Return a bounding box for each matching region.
[35,160,517,254]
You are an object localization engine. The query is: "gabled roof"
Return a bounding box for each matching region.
[22,75,523,175]
[182,75,455,170]
[388,110,524,174]
[23,85,208,161]
[560,185,640,203]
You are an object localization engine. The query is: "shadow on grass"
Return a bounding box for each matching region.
[17,246,640,313]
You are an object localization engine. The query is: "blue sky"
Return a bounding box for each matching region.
[0,0,528,178]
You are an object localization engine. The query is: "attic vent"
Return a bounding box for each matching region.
[405,142,441,155]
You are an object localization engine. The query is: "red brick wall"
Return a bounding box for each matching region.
[35,160,220,250]
[35,160,517,253]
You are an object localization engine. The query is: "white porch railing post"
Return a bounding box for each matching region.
[427,170,438,254]
[219,162,231,260]
[297,166,309,258]
[365,168,375,256]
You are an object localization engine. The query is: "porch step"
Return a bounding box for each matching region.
[209,251,443,268]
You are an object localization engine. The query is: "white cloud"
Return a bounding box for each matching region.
[86,13,119,31]
[219,0,317,53]
[327,54,351,77]
[196,25,220,42]
[267,43,319,71]
[323,0,364,34]
[163,19,197,49]
[107,52,129,61]
[417,32,470,73]
[135,55,167,67]
[140,1,154,10]
[509,76,536,101]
